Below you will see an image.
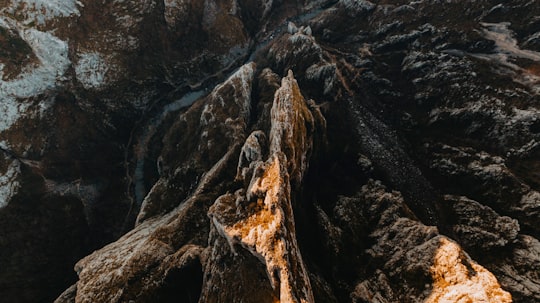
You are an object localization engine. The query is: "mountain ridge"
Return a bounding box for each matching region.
[0,0,539,302]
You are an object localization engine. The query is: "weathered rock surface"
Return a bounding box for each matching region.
[0,0,539,302]
[344,181,511,303]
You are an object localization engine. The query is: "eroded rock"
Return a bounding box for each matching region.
[1,1,539,302]
[207,71,321,302]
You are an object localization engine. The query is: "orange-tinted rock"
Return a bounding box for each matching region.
[1,1,540,303]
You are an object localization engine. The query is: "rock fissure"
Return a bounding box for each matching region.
[1,1,539,302]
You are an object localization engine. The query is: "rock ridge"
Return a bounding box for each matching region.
[0,1,539,302]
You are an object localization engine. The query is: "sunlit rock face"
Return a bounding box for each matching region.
[206,70,319,303]
[1,0,540,302]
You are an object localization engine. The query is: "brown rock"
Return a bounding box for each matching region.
[207,70,321,302]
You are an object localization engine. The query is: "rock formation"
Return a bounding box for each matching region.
[0,0,539,302]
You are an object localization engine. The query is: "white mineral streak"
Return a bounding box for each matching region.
[0,98,30,134]
[8,0,81,25]
[425,237,512,303]
[210,71,316,302]
[75,52,109,90]
[0,24,70,132]
[0,2,72,133]
[0,159,21,209]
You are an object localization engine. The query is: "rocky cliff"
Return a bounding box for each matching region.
[0,0,539,302]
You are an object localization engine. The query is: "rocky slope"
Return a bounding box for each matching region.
[0,0,539,302]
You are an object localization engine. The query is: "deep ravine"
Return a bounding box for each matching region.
[0,1,539,303]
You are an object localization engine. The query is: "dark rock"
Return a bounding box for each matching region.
[0,1,539,302]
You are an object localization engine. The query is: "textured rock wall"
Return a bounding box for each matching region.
[0,0,539,302]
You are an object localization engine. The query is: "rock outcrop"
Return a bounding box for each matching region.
[0,0,539,302]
